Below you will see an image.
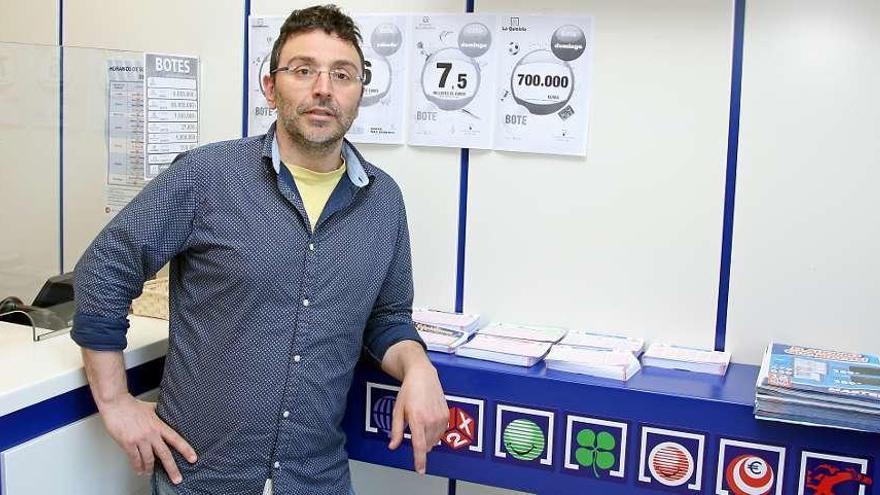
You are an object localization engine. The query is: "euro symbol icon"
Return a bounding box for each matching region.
[747,460,766,476]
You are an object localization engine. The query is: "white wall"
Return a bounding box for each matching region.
[464,0,732,350]
[0,0,57,45]
[5,1,876,361]
[726,0,880,363]
[0,0,60,302]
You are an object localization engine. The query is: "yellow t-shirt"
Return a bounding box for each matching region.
[285,160,347,231]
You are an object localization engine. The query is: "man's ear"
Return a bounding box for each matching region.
[263,74,277,109]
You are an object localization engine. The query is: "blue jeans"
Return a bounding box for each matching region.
[151,472,357,495]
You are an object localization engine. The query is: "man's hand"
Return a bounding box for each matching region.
[99,394,197,483]
[81,348,196,484]
[382,341,448,475]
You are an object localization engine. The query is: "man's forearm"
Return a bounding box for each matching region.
[81,348,197,482]
[81,348,131,408]
[381,340,433,381]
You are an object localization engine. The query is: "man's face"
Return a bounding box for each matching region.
[263,30,363,151]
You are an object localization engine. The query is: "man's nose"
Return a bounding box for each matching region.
[311,71,333,97]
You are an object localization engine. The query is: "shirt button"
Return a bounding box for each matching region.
[293,355,301,363]
[302,298,309,306]
[309,243,315,251]
[282,410,290,418]
[273,461,280,469]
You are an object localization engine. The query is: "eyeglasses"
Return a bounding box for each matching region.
[271,64,364,88]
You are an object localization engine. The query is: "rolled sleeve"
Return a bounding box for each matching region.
[70,312,130,351]
[363,321,425,363]
[72,152,200,350]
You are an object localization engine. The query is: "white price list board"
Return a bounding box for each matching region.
[143,53,199,179]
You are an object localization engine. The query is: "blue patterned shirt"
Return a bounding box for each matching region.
[72,124,423,495]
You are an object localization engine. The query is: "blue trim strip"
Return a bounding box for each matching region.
[455,0,474,315]
[715,0,746,352]
[242,0,251,137]
[58,0,64,274]
[0,357,164,455]
[454,149,469,313]
[450,0,474,491]
[57,0,62,51]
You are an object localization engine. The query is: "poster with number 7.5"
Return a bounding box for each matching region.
[406,14,498,149]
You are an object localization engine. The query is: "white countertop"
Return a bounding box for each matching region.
[0,315,169,417]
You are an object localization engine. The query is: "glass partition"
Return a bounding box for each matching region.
[0,44,202,306]
[0,42,60,301]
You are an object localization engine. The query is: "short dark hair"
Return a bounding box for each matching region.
[269,4,365,77]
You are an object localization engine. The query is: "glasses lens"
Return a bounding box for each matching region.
[284,65,362,87]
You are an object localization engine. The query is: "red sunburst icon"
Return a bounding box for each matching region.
[648,442,695,487]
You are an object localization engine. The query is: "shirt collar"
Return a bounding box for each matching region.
[267,123,370,188]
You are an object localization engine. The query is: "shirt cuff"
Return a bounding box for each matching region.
[364,322,426,362]
[71,312,130,351]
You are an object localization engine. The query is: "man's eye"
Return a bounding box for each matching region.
[332,71,352,81]
[294,67,313,76]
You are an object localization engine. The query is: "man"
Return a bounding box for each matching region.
[72,5,449,495]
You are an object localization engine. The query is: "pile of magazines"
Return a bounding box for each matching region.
[755,342,880,433]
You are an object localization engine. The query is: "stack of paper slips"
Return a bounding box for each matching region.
[641,343,731,376]
[477,322,568,343]
[556,329,645,356]
[545,345,642,381]
[456,333,553,367]
[455,322,568,366]
[412,308,482,353]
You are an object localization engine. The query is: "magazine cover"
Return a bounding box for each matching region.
[758,342,880,403]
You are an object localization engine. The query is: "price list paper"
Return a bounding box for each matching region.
[105,59,145,215]
[493,15,592,156]
[406,14,498,149]
[143,53,199,180]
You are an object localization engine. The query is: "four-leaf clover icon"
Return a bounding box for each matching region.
[575,428,616,478]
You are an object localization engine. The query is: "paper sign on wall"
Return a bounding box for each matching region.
[143,53,199,180]
[106,59,146,215]
[348,14,409,145]
[493,15,592,156]
[406,14,498,149]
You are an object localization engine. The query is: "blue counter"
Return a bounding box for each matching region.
[344,353,879,495]
[2,331,877,495]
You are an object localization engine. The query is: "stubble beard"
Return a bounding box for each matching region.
[277,95,356,155]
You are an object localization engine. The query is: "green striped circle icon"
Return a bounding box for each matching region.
[503,419,545,461]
